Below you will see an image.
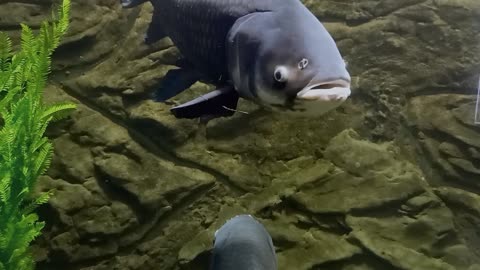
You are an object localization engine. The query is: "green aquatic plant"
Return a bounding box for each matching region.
[0,0,75,269]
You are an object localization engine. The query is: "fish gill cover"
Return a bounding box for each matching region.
[0,0,75,269]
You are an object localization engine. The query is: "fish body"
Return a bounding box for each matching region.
[122,0,351,119]
[211,215,277,270]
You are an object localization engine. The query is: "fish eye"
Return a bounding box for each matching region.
[274,66,289,83]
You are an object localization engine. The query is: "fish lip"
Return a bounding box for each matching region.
[296,78,351,101]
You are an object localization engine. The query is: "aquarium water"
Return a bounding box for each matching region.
[2,0,480,269]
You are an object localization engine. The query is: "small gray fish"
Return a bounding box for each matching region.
[122,0,351,120]
[211,215,277,270]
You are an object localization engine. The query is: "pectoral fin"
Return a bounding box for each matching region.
[152,68,201,102]
[170,86,239,119]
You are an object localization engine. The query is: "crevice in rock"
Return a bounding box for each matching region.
[4,1,51,6]
[430,230,463,256]
[102,144,143,165]
[0,24,41,31]
[52,35,98,66]
[428,191,480,263]
[51,44,118,79]
[49,7,143,77]
[200,109,272,141]
[127,126,248,195]
[36,203,63,231]
[93,165,150,224]
[264,199,352,236]
[54,81,246,197]
[47,184,216,270]
[378,0,429,17]
[127,117,188,148]
[348,189,426,217]
[409,127,480,192]
[180,250,211,270]
[140,183,216,243]
[443,211,480,260]
[63,184,217,270]
[397,105,480,193]
[37,255,74,270]
[40,245,124,270]
[319,16,372,27]
[313,252,402,270]
[405,85,478,99]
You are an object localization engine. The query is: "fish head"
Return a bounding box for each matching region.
[211,215,277,270]
[227,9,351,116]
[254,30,351,115]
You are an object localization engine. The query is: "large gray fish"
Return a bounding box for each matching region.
[211,215,277,270]
[121,0,351,120]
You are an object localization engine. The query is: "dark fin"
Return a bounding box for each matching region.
[145,12,167,44]
[152,69,201,102]
[170,86,240,119]
[121,0,149,8]
[175,58,193,69]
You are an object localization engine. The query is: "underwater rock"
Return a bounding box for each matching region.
[178,204,248,265]
[0,2,51,30]
[275,231,358,270]
[63,3,176,111]
[434,187,480,268]
[179,207,362,270]
[346,192,460,269]
[0,0,133,69]
[406,94,480,188]
[58,0,142,69]
[305,0,480,141]
[51,0,129,68]
[21,0,480,268]
[435,187,480,218]
[36,85,215,264]
[49,135,95,183]
[267,220,362,270]
[93,149,214,209]
[170,107,363,192]
[292,129,425,214]
[177,161,338,266]
[75,185,232,270]
[351,229,455,270]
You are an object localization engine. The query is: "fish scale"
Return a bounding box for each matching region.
[151,0,277,81]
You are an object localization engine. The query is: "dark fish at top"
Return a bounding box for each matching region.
[121,0,351,120]
[211,215,277,270]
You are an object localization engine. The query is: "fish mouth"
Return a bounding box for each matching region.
[296,79,351,102]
